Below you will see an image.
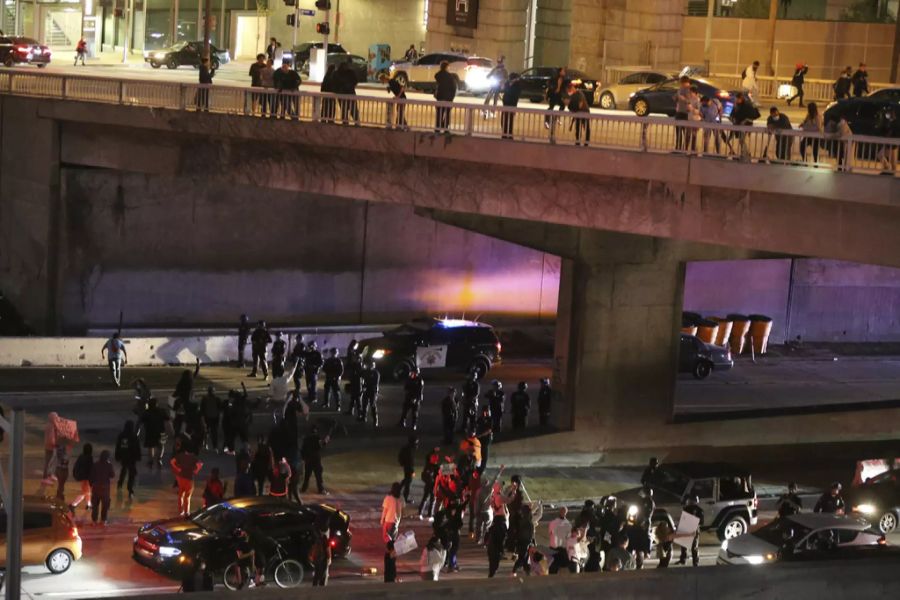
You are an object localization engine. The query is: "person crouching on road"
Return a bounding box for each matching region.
[170,440,203,516]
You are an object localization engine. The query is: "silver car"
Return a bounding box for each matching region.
[596,70,670,110]
[718,513,884,565]
[388,52,494,94]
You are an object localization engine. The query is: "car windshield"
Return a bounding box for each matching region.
[753,519,812,546]
[865,469,899,484]
[648,467,690,495]
[192,503,247,533]
[163,42,188,52]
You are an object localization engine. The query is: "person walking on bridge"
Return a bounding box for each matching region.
[101,332,127,387]
[196,57,214,112]
[434,61,457,133]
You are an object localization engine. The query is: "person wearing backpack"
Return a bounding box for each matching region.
[69,443,93,515]
[115,420,141,499]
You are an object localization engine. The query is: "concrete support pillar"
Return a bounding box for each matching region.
[551,234,685,444]
[0,97,62,334]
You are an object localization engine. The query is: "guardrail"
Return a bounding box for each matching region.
[1,70,897,177]
[710,72,893,102]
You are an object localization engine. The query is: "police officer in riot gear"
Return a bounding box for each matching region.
[678,494,704,566]
[399,366,424,430]
[304,341,324,404]
[344,346,363,417]
[322,348,344,411]
[441,387,458,445]
[290,337,305,392]
[814,482,845,514]
[486,380,505,432]
[249,320,272,378]
[510,381,531,430]
[360,358,381,427]
[237,314,251,368]
[777,482,803,519]
[271,332,287,378]
[537,378,552,427]
[460,370,480,433]
[598,496,622,557]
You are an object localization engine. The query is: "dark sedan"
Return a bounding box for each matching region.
[847,468,900,533]
[144,41,230,70]
[679,333,733,380]
[303,53,368,82]
[518,67,598,106]
[0,36,51,68]
[824,89,900,136]
[133,497,351,579]
[291,41,348,72]
[629,77,742,118]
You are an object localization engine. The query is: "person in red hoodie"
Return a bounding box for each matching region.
[170,440,203,516]
[202,467,227,508]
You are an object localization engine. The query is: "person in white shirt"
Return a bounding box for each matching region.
[547,507,572,573]
[741,60,760,100]
[380,482,404,542]
[566,526,590,573]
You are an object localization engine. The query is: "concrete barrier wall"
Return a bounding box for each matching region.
[134,557,900,600]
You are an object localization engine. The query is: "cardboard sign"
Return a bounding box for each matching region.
[416,345,447,369]
[673,511,700,549]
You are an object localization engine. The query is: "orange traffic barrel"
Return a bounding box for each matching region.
[696,318,719,344]
[728,313,751,355]
[682,312,700,336]
[749,314,774,355]
[681,325,698,336]
[711,316,734,347]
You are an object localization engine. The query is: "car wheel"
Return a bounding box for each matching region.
[273,559,304,588]
[150,61,161,69]
[600,91,616,110]
[37,63,46,69]
[46,548,73,574]
[469,357,491,380]
[166,59,178,69]
[212,60,220,70]
[392,361,414,382]
[718,514,749,541]
[633,98,650,116]
[693,361,712,380]
[394,72,408,87]
[3,55,14,67]
[879,511,898,534]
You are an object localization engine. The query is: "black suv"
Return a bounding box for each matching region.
[290,41,347,72]
[359,318,502,380]
[616,462,759,541]
[145,41,230,70]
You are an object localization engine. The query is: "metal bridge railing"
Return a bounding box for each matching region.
[1,70,897,177]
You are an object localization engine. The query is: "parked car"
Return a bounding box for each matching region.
[718,513,887,565]
[679,333,733,380]
[628,77,743,118]
[290,41,348,72]
[616,462,758,541]
[144,41,230,70]
[389,52,494,94]
[133,497,351,580]
[302,53,367,83]
[0,497,82,574]
[847,468,900,533]
[823,89,900,136]
[359,317,502,381]
[597,70,670,110]
[0,36,51,68]
[517,67,598,106]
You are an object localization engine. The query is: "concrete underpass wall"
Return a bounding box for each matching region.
[55,168,560,331]
[684,259,900,343]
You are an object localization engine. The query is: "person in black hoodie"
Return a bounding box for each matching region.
[434,61,457,132]
[787,62,808,107]
[833,66,852,100]
[320,64,337,122]
[336,60,360,125]
[398,434,418,503]
[729,92,760,159]
[115,420,141,499]
[196,57,214,112]
[500,73,522,139]
[304,342,324,405]
[274,61,301,119]
[851,62,869,97]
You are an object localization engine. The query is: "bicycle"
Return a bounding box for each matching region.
[222,538,305,590]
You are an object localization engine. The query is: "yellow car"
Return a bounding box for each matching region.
[0,497,83,574]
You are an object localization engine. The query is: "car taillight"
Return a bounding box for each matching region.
[15,46,29,54]
[70,526,79,539]
[495,342,502,354]
[329,538,337,548]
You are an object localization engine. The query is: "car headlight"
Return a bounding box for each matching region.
[372,349,386,360]
[153,52,166,59]
[583,82,594,90]
[629,92,636,98]
[744,554,765,565]
[159,546,182,558]
[721,540,728,551]
[855,504,877,515]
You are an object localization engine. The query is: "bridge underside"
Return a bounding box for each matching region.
[3,96,900,451]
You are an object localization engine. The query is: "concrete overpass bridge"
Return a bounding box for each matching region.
[1,71,899,453]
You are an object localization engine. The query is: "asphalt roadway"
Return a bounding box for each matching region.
[1,358,899,597]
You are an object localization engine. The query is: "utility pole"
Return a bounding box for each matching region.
[764,0,778,76]
[172,0,180,45]
[122,0,132,63]
[291,1,300,48]
[891,9,900,83]
[703,0,715,74]
[203,0,211,59]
